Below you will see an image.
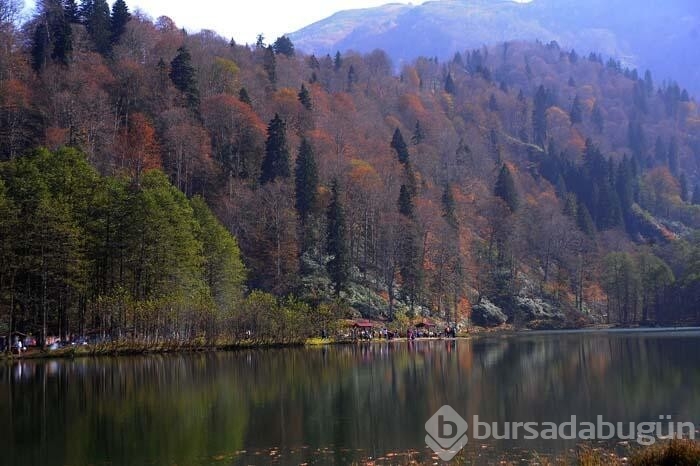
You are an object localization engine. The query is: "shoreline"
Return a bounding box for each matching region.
[3,323,700,362]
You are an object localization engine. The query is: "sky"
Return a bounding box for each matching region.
[128,1,431,44]
[22,1,428,45]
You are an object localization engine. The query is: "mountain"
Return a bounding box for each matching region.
[289,0,700,95]
[4,2,700,345]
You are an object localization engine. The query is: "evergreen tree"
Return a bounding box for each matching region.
[563,194,577,218]
[191,196,246,314]
[533,85,548,147]
[570,94,583,124]
[109,0,131,45]
[255,33,265,48]
[298,84,312,111]
[259,114,290,184]
[488,93,499,112]
[441,184,458,228]
[81,0,111,55]
[591,102,604,133]
[680,173,689,203]
[294,138,318,223]
[326,179,348,295]
[333,51,342,71]
[668,137,679,176]
[31,1,72,70]
[596,180,622,230]
[628,119,647,161]
[263,45,276,86]
[391,128,410,165]
[346,65,357,91]
[272,35,294,57]
[51,13,73,64]
[64,0,81,23]
[444,72,456,95]
[576,200,596,237]
[644,70,654,96]
[494,164,518,212]
[615,156,634,215]
[238,87,251,106]
[411,120,424,145]
[398,184,414,219]
[654,136,667,166]
[30,22,49,71]
[169,46,200,110]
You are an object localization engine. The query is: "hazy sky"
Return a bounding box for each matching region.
[131,1,434,44]
[21,1,427,44]
[23,0,535,44]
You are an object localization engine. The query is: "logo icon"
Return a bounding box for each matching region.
[425,405,469,461]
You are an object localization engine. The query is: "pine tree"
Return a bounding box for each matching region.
[51,15,73,65]
[391,128,410,165]
[346,64,357,91]
[170,46,200,110]
[294,138,318,223]
[272,35,294,57]
[238,87,251,106]
[298,84,312,111]
[533,85,548,147]
[110,0,131,45]
[411,120,424,145]
[191,196,246,313]
[644,70,654,96]
[81,0,111,55]
[64,0,81,23]
[398,184,414,219]
[668,137,679,176]
[570,94,583,124]
[326,179,348,295]
[654,136,667,166]
[563,194,577,218]
[488,93,499,112]
[494,164,518,212]
[263,45,276,87]
[260,114,290,184]
[591,102,604,133]
[444,72,456,95]
[334,51,342,71]
[576,200,596,237]
[680,173,689,203]
[30,22,49,71]
[30,1,74,71]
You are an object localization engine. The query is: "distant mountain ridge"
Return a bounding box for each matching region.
[289,0,700,95]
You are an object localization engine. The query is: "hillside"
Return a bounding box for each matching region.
[1,1,700,344]
[289,0,700,96]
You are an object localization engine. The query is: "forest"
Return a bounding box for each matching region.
[1,0,700,345]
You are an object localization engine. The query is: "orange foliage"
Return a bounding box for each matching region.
[45,127,69,150]
[118,113,161,179]
[0,79,30,108]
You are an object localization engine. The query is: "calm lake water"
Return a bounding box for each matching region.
[2,329,700,465]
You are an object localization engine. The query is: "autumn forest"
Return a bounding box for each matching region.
[2,0,700,345]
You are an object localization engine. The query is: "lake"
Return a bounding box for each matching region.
[2,329,700,465]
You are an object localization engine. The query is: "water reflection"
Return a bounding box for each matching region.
[2,330,700,465]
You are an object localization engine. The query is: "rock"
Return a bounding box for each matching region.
[516,297,563,319]
[471,299,508,327]
[515,297,566,328]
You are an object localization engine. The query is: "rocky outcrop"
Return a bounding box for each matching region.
[471,299,508,327]
[515,297,566,329]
